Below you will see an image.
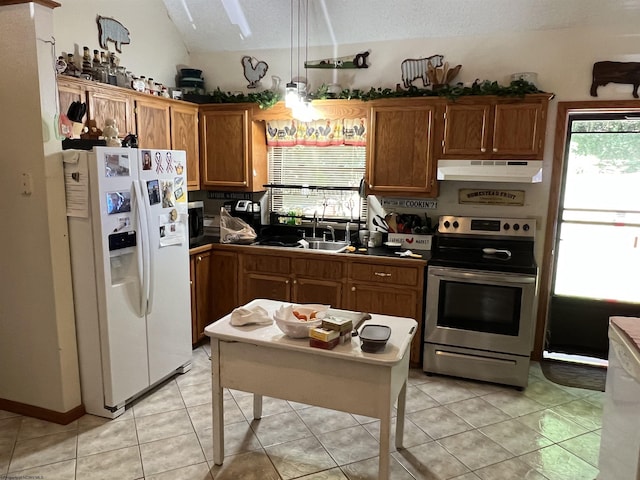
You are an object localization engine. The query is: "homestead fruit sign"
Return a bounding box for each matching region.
[458,189,525,206]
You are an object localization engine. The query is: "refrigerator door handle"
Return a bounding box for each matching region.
[133,180,150,316]
[140,179,154,315]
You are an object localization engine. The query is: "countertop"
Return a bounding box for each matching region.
[189,236,431,262]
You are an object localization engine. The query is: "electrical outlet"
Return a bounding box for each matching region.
[21,173,33,195]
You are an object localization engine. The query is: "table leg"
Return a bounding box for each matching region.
[378,403,391,480]
[395,379,407,450]
[211,339,224,465]
[253,394,263,419]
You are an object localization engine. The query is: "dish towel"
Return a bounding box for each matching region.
[230,305,273,326]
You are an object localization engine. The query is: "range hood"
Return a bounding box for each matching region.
[437,159,542,183]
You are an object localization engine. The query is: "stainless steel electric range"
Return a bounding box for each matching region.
[423,216,538,388]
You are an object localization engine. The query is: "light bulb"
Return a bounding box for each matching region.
[285,82,299,108]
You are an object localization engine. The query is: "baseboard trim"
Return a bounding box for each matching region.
[0,398,85,425]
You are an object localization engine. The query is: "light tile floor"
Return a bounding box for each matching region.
[0,345,604,479]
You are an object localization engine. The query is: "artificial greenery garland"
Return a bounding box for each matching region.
[197,79,545,109]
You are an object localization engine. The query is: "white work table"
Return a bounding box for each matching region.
[204,298,417,480]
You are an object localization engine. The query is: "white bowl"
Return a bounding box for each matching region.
[274,304,329,338]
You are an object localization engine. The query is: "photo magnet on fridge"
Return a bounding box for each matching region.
[147,179,160,205]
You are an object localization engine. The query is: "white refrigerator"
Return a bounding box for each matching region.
[64,146,192,418]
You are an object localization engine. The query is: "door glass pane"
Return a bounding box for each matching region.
[554,116,640,303]
[555,223,640,303]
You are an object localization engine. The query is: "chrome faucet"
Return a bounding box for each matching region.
[312,211,318,238]
[325,225,335,242]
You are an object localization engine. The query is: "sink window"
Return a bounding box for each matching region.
[267,145,366,222]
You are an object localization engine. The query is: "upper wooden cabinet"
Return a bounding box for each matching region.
[56,76,200,189]
[87,87,134,138]
[135,97,171,150]
[171,103,200,190]
[199,104,267,191]
[440,95,549,159]
[366,98,439,197]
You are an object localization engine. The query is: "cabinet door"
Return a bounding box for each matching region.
[87,88,133,137]
[347,283,418,319]
[347,283,421,364]
[194,251,213,343]
[492,102,544,156]
[210,250,238,322]
[171,103,200,190]
[200,109,249,188]
[243,273,291,303]
[189,256,198,345]
[57,79,87,124]
[136,97,171,149]
[367,104,436,195]
[293,277,342,307]
[442,103,492,155]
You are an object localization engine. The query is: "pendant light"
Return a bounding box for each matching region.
[285,0,298,108]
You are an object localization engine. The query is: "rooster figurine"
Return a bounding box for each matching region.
[241,56,268,89]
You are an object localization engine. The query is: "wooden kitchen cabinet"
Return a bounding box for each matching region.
[366,98,439,197]
[135,96,171,150]
[240,251,345,306]
[440,95,549,159]
[171,102,200,190]
[56,77,200,189]
[346,258,425,365]
[199,104,268,191]
[57,77,88,124]
[87,87,134,138]
[190,248,238,344]
[190,250,213,345]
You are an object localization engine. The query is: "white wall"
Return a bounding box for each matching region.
[53,0,190,87]
[189,25,640,259]
[0,3,81,413]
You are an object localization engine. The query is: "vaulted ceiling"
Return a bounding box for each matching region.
[161,0,640,53]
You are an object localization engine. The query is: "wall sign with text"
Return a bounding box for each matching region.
[458,189,525,206]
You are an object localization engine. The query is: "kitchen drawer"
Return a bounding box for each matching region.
[243,254,290,275]
[349,262,419,287]
[292,257,344,281]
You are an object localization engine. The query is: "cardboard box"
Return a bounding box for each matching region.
[387,233,432,250]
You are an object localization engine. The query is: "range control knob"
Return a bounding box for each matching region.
[452,221,459,229]
[513,224,520,231]
[523,224,530,232]
[503,223,510,231]
[443,221,451,229]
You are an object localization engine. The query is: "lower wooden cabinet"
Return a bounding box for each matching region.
[190,251,212,345]
[239,253,345,306]
[346,258,424,365]
[237,248,424,365]
[190,248,238,345]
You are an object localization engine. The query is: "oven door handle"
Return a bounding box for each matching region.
[429,268,536,286]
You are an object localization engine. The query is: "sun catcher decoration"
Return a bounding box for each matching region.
[97,15,131,53]
[591,61,640,98]
[241,56,269,89]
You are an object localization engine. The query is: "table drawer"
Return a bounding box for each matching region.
[350,263,419,287]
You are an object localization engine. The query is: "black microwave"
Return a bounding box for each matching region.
[187,201,205,247]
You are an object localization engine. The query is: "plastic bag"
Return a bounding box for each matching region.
[219,207,257,244]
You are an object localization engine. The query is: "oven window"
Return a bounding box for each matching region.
[438,281,521,336]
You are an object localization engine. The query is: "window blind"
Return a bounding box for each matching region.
[268,146,366,221]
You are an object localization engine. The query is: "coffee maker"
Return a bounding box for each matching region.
[225,200,262,231]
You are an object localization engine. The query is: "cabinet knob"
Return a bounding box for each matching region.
[292,279,297,284]
[374,272,392,277]
[351,286,356,291]
[493,147,498,152]
[480,148,486,153]
[285,280,289,284]
[197,256,202,262]
[189,280,193,285]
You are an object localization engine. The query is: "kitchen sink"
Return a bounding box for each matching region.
[306,240,349,252]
